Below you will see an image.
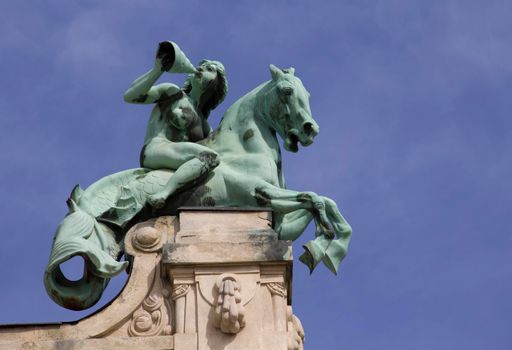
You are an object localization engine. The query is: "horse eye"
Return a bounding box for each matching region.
[280,87,293,96]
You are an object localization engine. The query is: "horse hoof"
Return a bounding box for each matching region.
[298,249,315,274]
[323,240,348,275]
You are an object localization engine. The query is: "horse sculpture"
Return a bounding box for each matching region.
[44,64,352,310]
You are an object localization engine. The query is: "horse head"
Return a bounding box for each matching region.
[261,64,320,152]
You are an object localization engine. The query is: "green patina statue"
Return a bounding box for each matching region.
[44,41,352,310]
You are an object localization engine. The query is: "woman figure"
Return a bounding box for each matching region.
[124,42,228,207]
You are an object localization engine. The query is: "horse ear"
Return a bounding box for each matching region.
[66,184,83,212]
[269,64,284,81]
[66,198,79,213]
[69,184,83,203]
[283,67,295,76]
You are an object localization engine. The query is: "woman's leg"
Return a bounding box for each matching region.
[142,139,219,208]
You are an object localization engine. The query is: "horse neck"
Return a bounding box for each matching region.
[214,81,278,155]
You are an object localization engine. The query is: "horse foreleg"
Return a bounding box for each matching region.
[294,196,353,274]
[275,209,313,240]
[319,196,352,274]
[258,185,353,274]
[255,185,334,238]
[274,209,332,273]
[289,197,353,274]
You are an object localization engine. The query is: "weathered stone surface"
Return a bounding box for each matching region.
[176,208,273,237]
[0,336,174,350]
[164,209,292,265]
[0,210,304,350]
[163,240,292,265]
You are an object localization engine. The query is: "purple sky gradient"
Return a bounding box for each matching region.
[0,1,511,348]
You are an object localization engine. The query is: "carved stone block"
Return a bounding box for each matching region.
[165,209,296,350]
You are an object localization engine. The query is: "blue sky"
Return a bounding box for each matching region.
[0,1,511,348]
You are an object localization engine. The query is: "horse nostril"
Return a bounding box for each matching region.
[303,121,319,137]
[303,122,313,134]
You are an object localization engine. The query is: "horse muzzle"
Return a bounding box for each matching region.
[284,119,319,151]
[284,131,300,152]
[302,121,319,139]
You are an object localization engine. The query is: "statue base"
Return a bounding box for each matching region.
[0,209,305,350]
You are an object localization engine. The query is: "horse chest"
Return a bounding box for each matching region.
[240,154,279,185]
[242,127,279,155]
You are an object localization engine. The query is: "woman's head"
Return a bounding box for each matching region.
[183,59,228,119]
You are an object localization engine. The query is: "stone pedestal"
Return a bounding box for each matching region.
[0,209,305,350]
[166,209,295,350]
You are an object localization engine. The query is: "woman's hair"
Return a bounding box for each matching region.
[182,59,228,119]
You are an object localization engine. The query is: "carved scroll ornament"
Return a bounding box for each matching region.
[128,286,172,337]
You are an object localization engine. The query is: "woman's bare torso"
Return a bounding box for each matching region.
[144,91,205,144]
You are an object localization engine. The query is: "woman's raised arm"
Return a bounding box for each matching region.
[123,65,180,104]
[124,41,195,105]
